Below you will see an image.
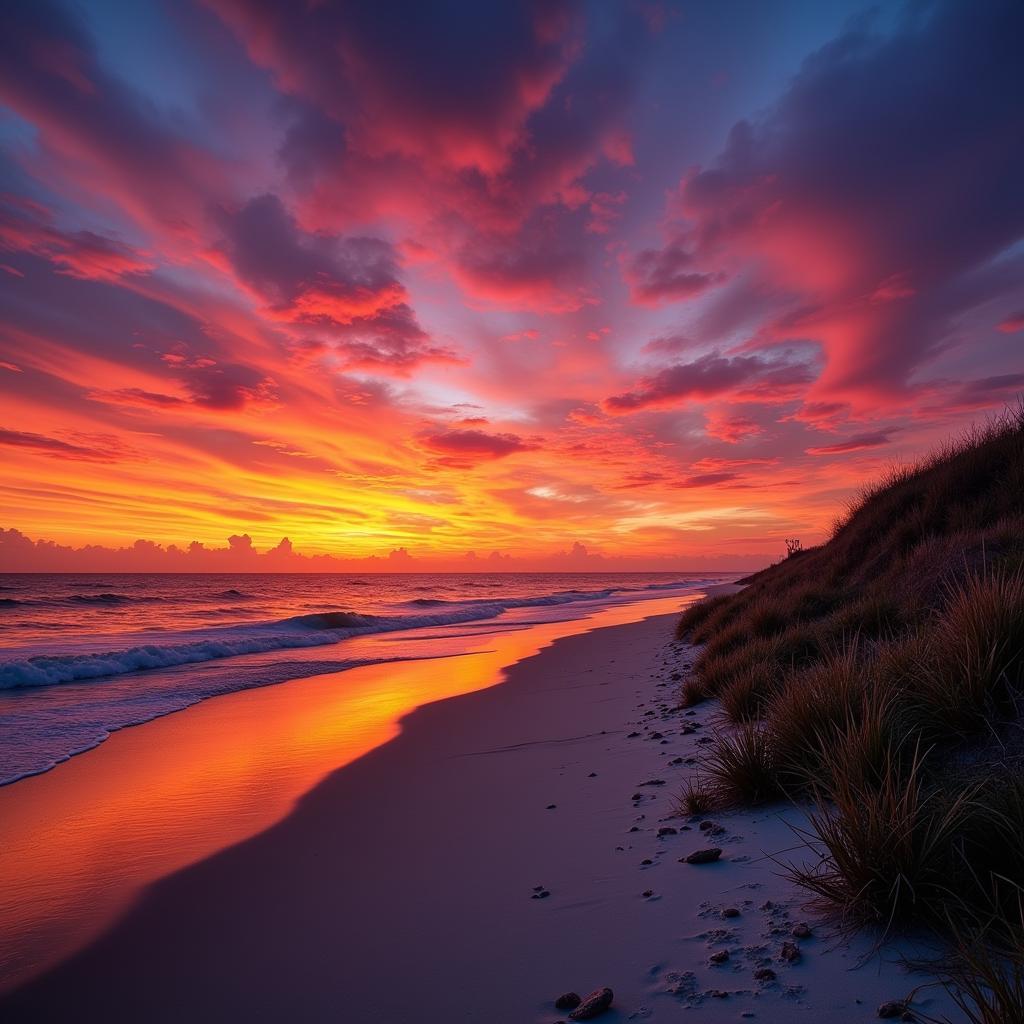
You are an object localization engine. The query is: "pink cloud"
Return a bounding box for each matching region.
[704,411,765,443]
[805,432,892,456]
[625,3,1024,409]
[625,242,719,305]
[604,351,814,413]
[419,428,540,467]
[998,311,1024,334]
[0,196,153,281]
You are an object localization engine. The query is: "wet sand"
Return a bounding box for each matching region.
[0,595,697,998]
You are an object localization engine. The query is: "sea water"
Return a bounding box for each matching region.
[0,572,725,784]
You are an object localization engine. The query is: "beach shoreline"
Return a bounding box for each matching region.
[1,590,956,1022]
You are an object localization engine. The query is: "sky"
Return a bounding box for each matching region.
[1,0,1022,572]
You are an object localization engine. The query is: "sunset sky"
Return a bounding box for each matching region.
[1,0,1022,570]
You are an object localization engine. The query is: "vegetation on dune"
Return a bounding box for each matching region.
[674,408,1024,1012]
[935,894,1024,1024]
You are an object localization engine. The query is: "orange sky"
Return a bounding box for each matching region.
[1,1,1022,570]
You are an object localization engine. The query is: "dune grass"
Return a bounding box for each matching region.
[703,724,782,806]
[921,892,1024,1024]
[673,408,1024,1000]
[675,777,715,817]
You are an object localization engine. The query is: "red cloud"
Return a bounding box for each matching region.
[0,428,136,462]
[214,193,458,374]
[998,311,1024,334]
[673,471,741,488]
[704,411,765,443]
[805,432,892,456]
[214,194,404,325]
[419,428,540,466]
[0,197,153,282]
[0,1,230,237]
[208,0,582,176]
[604,351,814,413]
[783,401,850,432]
[625,241,719,305]
[626,2,1024,408]
[450,223,593,313]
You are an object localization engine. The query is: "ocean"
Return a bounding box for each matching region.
[0,571,726,785]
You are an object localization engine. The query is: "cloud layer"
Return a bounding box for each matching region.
[1,0,1022,566]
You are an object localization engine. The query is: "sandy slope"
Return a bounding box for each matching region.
[1,607,958,1022]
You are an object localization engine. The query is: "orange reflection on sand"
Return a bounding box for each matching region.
[0,595,695,992]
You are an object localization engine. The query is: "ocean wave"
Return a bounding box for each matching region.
[3,592,168,609]
[285,610,379,630]
[0,632,343,689]
[0,578,712,691]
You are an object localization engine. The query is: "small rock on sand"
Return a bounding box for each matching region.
[754,967,776,982]
[683,847,722,864]
[568,986,614,1020]
[709,950,730,964]
[657,827,677,836]
[878,1001,908,1018]
[722,907,740,918]
[554,992,582,1010]
[780,941,801,963]
[792,922,812,939]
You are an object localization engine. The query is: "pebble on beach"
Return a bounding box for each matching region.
[878,1001,909,1018]
[683,847,722,864]
[567,986,614,1020]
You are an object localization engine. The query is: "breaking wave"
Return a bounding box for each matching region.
[0,578,707,691]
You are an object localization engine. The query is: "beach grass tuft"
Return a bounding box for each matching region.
[676,776,716,816]
[673,407,1024,999]
[704,724,781,806]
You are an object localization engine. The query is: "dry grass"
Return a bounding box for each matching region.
[704,724,781,806]
[675,593,735,644]
[717,663,779,723]
[676,777,716,817]
[672,408,1024,997]
[763,643,869,789]
[933,894,1024,1024]
[787,749,975,931]
[680,675,711,707]
[927,567,1024,728]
